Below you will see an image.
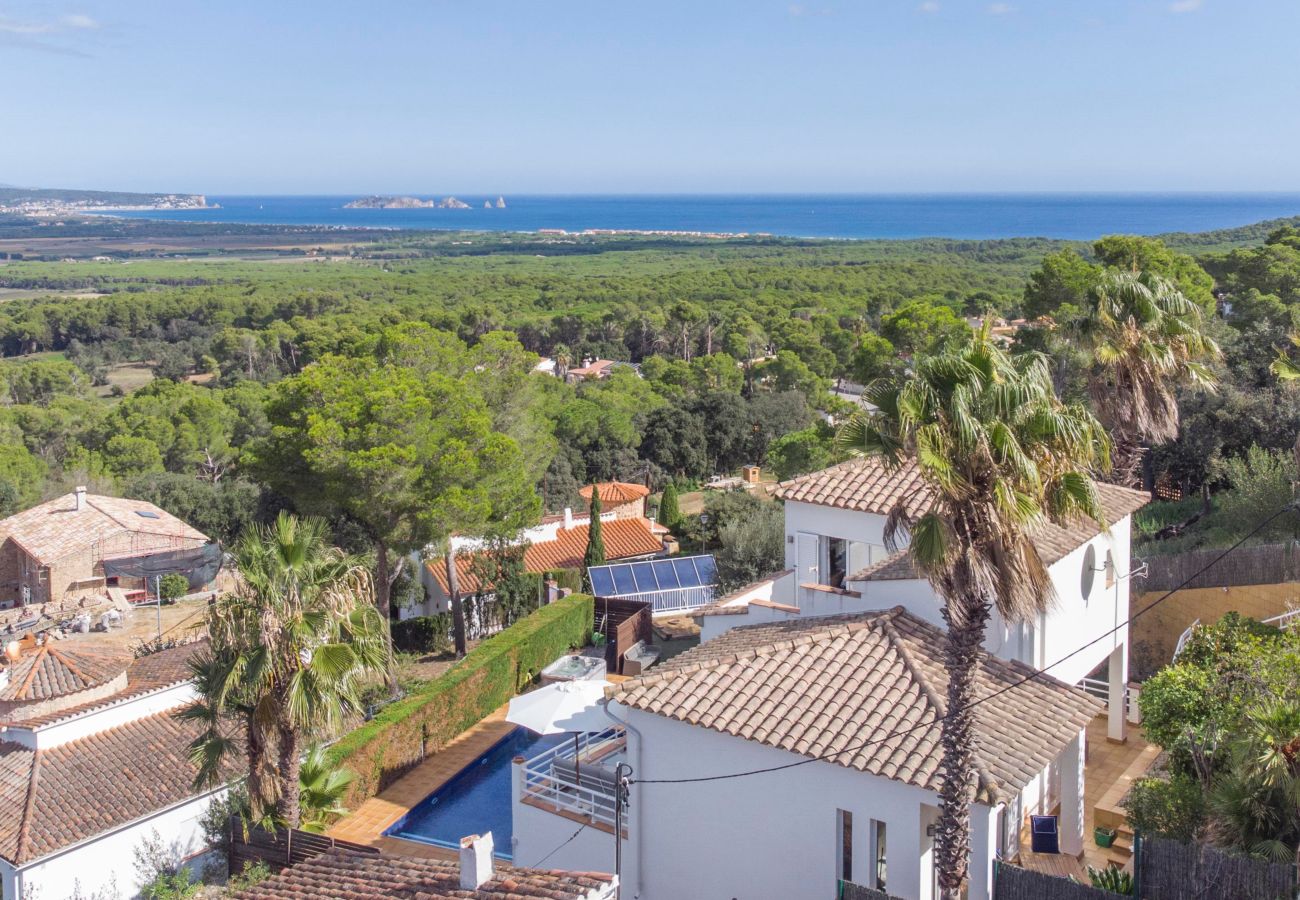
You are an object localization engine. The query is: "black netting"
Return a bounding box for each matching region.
[101,543,223,588]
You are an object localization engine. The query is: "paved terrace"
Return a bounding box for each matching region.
[1018,715,1159,880]
[329,676,630,862]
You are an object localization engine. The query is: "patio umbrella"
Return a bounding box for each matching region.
[507,680,611,780]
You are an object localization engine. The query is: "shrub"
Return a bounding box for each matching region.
[328,593,593,806]
[1123,774,1206,842]
[1138,664,1218,750]
[391,615,452,655]
[1176,611,1278,670]
[1085,866,1134,896]
[1214,445,1297,543]
[158,573,190,601]
[225,861,271,893]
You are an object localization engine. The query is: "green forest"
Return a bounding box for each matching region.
[1,216,1299,587]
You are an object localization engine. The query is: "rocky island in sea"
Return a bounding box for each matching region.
[344,195,471,209]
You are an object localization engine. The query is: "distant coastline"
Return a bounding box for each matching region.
[95,193,1300,242]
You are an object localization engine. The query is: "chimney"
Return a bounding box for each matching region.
[459,833,494,890]
[74,486,86,511]
[563,507,573,530]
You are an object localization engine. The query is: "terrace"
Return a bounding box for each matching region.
[514,726,628,836]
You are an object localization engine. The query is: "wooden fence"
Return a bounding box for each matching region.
[228,816,380,874]
[991,862,1115,900]
[595,596,652,674]
[1138,542,1300,592]
[1137,834,1296,900]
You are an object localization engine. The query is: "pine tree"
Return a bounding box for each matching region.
[583,485,606,575]
[659,482,682,532]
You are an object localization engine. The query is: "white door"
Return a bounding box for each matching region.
[796,532,819,587]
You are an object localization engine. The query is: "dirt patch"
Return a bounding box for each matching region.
[95,361,155,397]
[52,595,210,655]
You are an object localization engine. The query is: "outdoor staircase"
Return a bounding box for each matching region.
[1105,825,1135,869]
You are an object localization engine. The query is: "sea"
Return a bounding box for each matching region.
[104,193,1300,241]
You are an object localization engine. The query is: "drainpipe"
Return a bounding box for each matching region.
[601,698,641,899]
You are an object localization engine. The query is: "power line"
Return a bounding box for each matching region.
[530,821,589,868]
[629,503,1295,786]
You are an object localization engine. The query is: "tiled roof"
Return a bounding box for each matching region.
[429,519,664,594]
[579,482,650,505]
[776,459,935,519]
[10,641,205,728]
[851,483,1149,582]
[230,848,615,900]
[613,608,1100,803]
[0,704,240,864]
[0,492,209,565]
[690,570,794,618]
[0,644,127,702]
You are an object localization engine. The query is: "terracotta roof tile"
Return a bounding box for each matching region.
[614,608,1100,803]
[849,480,1149,582]
[0,644,128,702]
[0,492,209,565]
[11,641,206,728]
[231,848,615,900]
[578,482,650,505]
[0,701,240,864]
[429,519,664,594]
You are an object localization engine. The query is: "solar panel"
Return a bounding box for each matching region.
[587,555,718,602]
[671,557,700,588]
[589,568,616,596]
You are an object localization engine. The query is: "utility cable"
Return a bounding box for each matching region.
[629,503,1295,786]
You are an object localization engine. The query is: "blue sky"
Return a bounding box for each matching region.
[2,0,1298,193]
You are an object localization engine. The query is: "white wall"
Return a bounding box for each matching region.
[10,787,227,900]
[783,501,889,572]
[577,707,997,900]
[1037,516,1131,685]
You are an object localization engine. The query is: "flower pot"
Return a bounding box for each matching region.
[1094,827,1117,848]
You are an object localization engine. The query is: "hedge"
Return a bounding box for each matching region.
[328,593,594,806]
[391,614,452,655]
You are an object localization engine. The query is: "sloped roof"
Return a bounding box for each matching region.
[428,518,665,594]
[851,482,1149,582]
[10,640,205,728]
[613,608,1100,804]
[579,482,650,505]
[0,492,209,565]
[230,848,615,900]
[0,702,240,864]
[0,644,127,702]
[776,458,935,519]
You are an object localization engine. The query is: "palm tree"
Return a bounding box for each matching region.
[1207,699,1300,862]
[179,512,388,827]
[1072,270,1218,486]
[297,744,357,833]
[837,325,1109,899]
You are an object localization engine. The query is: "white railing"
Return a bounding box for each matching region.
[1263,608,1300,628]
[1172,618,1201,661]
[1174,608,1300,663]
[635,586,715,614]
[520,728,625,831]
[1078,676,1110,702]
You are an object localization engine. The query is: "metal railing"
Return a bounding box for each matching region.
[1173,608,1300,662]
[520,727,625,830]
[633,586,715,614]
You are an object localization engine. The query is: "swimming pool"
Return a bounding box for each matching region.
[383,727,566,859]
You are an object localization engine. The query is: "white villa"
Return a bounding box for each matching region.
[509,457,1149,900]
[0,638,233,900]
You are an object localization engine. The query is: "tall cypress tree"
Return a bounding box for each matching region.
[658,482,682,532]
[583,485,606,576]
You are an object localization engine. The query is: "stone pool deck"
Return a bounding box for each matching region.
[329,675,630,861]
[327,704,516,861]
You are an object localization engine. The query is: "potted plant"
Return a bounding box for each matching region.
[1094,825,1117,848]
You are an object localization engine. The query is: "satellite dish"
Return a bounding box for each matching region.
[1081,545,1096,601]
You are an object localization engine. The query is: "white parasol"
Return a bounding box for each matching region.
[507,680,611,778]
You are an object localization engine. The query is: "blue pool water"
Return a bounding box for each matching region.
[384,727,565,859]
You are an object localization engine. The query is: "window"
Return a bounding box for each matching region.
[826,537,847,588]
[836,809,853,882]
[135,509,160,519]
[873,820,887,890]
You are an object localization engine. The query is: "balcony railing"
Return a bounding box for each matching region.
[517,727,626,832]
